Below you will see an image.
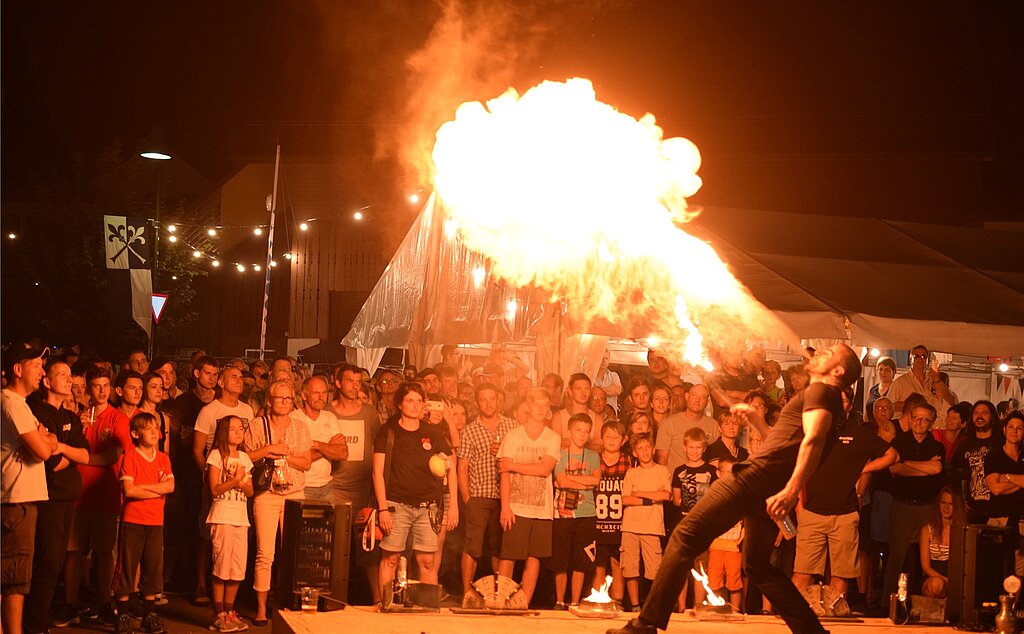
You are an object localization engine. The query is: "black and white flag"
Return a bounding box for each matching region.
[104,215,153,341]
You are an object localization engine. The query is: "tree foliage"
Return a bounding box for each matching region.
[1,140,205,358]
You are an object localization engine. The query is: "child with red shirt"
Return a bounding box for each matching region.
[116,412,173,634]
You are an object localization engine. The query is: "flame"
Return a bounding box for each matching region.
[583,575,614,604]
[691,564,726,607]
[432,78,789,363]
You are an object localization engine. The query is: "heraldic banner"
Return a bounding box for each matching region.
[103,215,153,342]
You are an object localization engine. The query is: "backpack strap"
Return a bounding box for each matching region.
[382,424,395,493]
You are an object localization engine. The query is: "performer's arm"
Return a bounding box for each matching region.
[766,408,831,518]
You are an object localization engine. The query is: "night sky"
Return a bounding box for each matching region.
[4,1,1022,224]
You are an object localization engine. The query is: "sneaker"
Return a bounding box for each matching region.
[97,603,118,626]
[154,593,169,606]
[139,612,168,634]
[605,619,657,634]
[114,614,136,634]
[228,612,248,632]
[210,612,238,633]
[52,605,80,628]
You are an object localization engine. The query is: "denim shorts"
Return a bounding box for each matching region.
[380,500,438,553]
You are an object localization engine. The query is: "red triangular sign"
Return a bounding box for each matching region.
[152,293,168,323]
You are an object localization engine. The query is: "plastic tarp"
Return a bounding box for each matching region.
[344,197,1024,357]
[342,193,545,350]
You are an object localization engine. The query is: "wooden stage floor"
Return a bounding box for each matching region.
[273,606,955,633]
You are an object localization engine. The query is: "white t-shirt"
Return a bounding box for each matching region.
[195,400,255,453]
[289,408,342,488]
[1,389,49,504]
[497,424,561,520]
[205,449,253,527]
[592,370,622,410]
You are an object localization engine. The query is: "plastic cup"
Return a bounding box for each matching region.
[300,587,319,614]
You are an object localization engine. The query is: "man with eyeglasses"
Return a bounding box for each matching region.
[888,345,955,418]
[374,369,400,421]
[882,403,945,602]
[329,363,383,604]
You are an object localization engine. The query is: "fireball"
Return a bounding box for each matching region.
[432,78,788,364]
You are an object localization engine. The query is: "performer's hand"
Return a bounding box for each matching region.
[765,487,798,519]
[730,403,762,427]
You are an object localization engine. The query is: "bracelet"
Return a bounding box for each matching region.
[379,508,391,513]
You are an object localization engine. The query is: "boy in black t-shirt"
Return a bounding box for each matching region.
[670,426,716,610]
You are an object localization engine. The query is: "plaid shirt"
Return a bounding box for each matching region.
[601,452,632,478]
[457,415,517,499]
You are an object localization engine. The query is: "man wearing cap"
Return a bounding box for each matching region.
[2,343,59,634]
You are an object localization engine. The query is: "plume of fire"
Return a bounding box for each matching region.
[432,78,794,364]
[583,575,615,604]
[691,563,727,607]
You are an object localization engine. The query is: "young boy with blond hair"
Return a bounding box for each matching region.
[620,433,671,611]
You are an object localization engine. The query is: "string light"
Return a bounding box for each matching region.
[7,233,15,240]
[999,363,1010,372]
[151,186,430,273]
[171,275,178,280]
[870,348,880,358]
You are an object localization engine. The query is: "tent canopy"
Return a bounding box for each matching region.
[343,196,1024,356]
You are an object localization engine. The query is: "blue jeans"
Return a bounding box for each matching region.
[637,461,826,633]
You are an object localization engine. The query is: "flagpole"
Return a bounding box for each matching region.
[259,145,282,361]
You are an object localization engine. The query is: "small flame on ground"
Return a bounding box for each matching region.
[432,78,791,364]
[583,575,614,604]
[691,564,726,607]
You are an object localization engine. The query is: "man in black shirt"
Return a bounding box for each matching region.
[950,400,1001,522]
[25,360,91,632]
[792,388,896,597]
[609,344,862,634]
[882,403,945,601]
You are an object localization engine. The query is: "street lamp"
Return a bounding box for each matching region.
[141,147,171,359]
[140,149,172,276]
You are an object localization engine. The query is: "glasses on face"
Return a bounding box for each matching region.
[254,373,268,379]
[271,396,294,403]
[379,379,396,385]
[911,415,935,424]
[912,353,929,359]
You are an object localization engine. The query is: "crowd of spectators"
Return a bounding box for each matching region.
[2,340,1022,634]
